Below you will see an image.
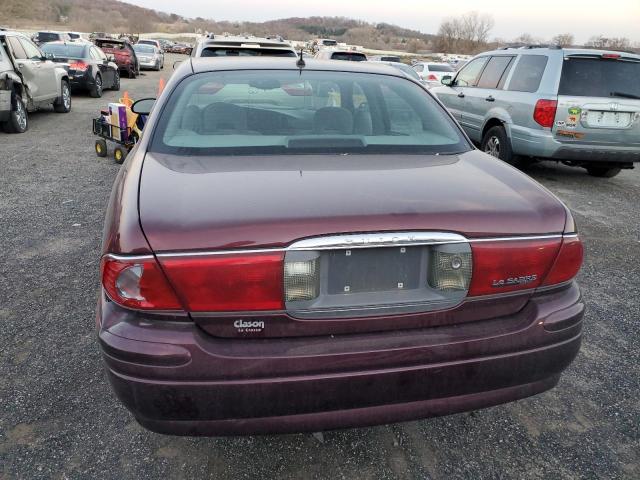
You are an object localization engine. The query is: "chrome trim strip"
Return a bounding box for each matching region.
[135,232,578,259]
[103,253,155,261]
[469,234,563,243]
[288,232,467,251]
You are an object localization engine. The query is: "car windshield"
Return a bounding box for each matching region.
[134,44,155,53]
[428,64,455,72]
[150,70,469,156]
[559,57,640,98]
[201,47,296,57]
[41,43,86,58]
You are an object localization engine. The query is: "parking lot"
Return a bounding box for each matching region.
[0,53,638,479]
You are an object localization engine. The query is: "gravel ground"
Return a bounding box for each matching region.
[0,54,638,479]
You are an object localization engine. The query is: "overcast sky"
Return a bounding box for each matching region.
[124,0,640,43]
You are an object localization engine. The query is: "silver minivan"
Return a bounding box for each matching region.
[432,47,640,177]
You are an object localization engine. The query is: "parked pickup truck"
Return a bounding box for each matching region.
[0,31,71,133]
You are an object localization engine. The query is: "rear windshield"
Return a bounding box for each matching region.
[201,47,296,57]
[38,32,60,42]
[97,42,126,50]
[134,44,155,53]
[559,57,640,99]
[331,52,367,62]
[41,43,86,58]
[149,70,469,156]
[428,64,454,72]
[322,40,337,46]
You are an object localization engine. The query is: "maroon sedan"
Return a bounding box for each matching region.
[98,58,584,436]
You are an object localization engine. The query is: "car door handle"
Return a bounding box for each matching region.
[485,96,495,102]
[457,92,465,98]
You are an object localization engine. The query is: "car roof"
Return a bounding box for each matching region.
[189,57,403,76]
[42,41,86,46]
[481,46,640,60]
[200,35,293,49]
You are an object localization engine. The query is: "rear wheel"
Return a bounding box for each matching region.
[90,74,103,98]
[114,146,127,164]
[53,80,71,113]
[95,139,108,157]
[112,71,120,91]
[586,166,622,178]
[3,93,28,133]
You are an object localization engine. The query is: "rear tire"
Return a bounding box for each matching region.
[90,74,103,98]
[112,71,120,91]
[586,166,622,178]
[3,93,28,133]
[95,139,108,157]
[53,80,71,113]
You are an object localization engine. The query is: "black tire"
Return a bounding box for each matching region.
[114,146,127,164]
[155,61,160,71]
[95,139,108,157]
[90,74,103,98]
[112,71,120,91]
[481,126,513,163]
[53,80,71,113]
[3,93,28,134]
[128,67,136,79]
[586,166,622,178]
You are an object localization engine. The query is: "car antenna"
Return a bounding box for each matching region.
[296,48,305,69]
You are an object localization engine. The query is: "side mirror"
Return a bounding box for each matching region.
[441,75,453,86]
[107,55,115,62]
[131,97,156,115]
[44,53,55,60]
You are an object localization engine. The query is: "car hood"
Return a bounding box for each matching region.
[138,150,567,252]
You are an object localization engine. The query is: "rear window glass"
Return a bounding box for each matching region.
[428,64,454,72]
[42,43,86,58]
[201,47,296,57]
[150,70,469,156]
[559,57,640,98]
[38,32,60,42]
[321,40,337,46]
[331,52,367,62]
[134,44,155,53]
[508,55,548,92]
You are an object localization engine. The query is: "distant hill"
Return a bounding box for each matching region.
[0,0,435,52]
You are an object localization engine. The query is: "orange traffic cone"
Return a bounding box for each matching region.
[158,78,166,96]
[119,91,133,108]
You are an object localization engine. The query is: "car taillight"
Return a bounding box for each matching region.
[533,99,558,128]
[427,74,438,81]
[69,61,89,71]
[158,252,285,312]
[542,236,583,286]
[101,255,182,310]
[468,236,583,296]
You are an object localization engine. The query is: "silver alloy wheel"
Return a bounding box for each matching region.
[62,83,71,109]
[15,98,27,131]
[484,136,501,158]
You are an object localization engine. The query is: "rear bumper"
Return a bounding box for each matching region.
[98,283,584,436]
[138,60,158,69]
[509,125,639,163]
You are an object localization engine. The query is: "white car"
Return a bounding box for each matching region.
[133,44,164,71]
[412,62,455,88]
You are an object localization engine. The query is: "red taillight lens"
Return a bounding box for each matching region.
[427,74,438,81]
[602,53,621,59]
[69,61,89,71]
[469,238,562,296]
[101,256,182,310]
[533,99,558,128]
[158,252,285,312]
[542,236,583,286]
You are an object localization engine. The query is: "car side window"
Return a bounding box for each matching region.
[477,56,515,89]
[454,57,488,87]
[507,55,548,93]
[6,36,28,60]
[19,38,43,60]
